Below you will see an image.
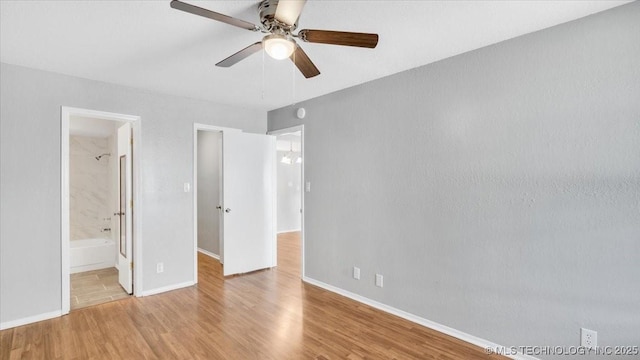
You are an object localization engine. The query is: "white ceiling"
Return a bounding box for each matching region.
[0,1,630,111]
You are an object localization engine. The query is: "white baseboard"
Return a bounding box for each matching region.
[277,229,301,234]
[141,281,195,297]
[197,248,220,260]
[302,277,537,360]
[0,310,63,330]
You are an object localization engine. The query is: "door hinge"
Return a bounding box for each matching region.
[130,137,133,145]
[130,261,134,269]
[130,199,133,208]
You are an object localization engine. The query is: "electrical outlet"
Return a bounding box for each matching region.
[157,262,164,273]
[375,274,383,288]
[581,328,597,348]
[353,266,360,280]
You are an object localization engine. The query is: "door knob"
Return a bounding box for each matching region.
[225,208,231,213]
[216,206,222,210]
[113,212,124,216]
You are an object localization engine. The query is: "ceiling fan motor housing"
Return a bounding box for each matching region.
[259,0,299,32]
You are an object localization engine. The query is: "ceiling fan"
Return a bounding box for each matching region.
[170,0,379,78]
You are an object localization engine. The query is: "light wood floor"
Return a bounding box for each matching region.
[1,232,505,359]
[71,267,130,310]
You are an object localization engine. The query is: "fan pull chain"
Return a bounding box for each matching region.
[261,47,265,100]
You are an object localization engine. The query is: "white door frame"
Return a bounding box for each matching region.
[192,123,241,284]
[267,125,305,278]
[61,106,142,314]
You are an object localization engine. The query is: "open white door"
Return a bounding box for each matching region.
[117,122,133,294]
[222,131,276,276]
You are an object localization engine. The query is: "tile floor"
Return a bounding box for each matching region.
[70,267,130,310]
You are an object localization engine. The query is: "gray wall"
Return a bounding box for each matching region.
[0,63,265,324]
[197,130,221,255]
[269,3,640,357]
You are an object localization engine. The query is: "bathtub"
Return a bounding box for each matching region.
[70,238,116,274]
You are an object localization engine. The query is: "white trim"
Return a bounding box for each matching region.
[61,106,143,317]
[141,281,195,297]
[0,310,63,331]
[198,248,220,260]
[277,229,301,234]
[193,124,241,284]
[61,107,139,123]
[301,276,538,360]
[268,125,305,278]
[269,135,278,267]
[61,107,70,314]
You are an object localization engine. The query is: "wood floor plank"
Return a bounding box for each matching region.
[0,232,505,359]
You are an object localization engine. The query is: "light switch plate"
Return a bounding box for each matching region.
[353,266,360,280]
[375,274,383,288]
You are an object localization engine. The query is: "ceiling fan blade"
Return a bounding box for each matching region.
[290,44,320,79]
[299,29,379,48]
[274,0,307,27]
[170,0,258,31]
[216,42,263,67]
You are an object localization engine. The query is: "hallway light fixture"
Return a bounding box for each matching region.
[281,140,294,164]
[281,153,293,164]
[281,140,300,165]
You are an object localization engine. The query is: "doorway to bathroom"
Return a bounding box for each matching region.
[61,107,141,313]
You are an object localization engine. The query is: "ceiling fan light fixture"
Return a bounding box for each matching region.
[263,34,295,60]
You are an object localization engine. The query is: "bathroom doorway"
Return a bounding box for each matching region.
[61,107,141,313]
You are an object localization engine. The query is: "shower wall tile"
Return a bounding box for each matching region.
[70,136,111,240]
